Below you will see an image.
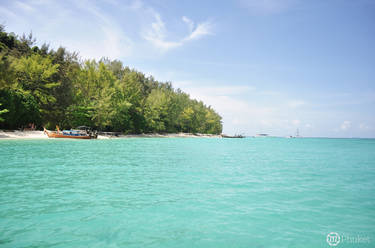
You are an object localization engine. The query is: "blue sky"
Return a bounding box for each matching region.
[1,0,374,137]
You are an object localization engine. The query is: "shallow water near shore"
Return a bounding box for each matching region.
[0,137,374,247]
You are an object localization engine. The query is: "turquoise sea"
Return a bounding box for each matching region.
[0,137,374,247]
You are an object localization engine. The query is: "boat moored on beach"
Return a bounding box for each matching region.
[44,126,97,139]
[221,134,245,138]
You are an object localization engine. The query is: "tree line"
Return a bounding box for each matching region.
[0,26,222,134]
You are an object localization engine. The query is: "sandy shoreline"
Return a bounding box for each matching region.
[0,130,222,139]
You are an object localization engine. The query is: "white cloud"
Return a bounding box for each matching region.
[167,79,319,135]
[359,123,372,130]
[184,21,213,41]
[1,0,134,60]
[2,0,213,57]
[170,80,280,135]
[71,0,133,59]
[340,121,351,131]
[14,1,35,13]
[142,13,183,51]
[142,13,213,51]
[182,16,194,32]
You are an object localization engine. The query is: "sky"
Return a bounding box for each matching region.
[0,0,374,137]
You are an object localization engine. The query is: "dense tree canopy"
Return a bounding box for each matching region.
[0,26,222,134]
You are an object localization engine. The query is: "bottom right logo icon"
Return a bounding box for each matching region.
[327,232,341,246]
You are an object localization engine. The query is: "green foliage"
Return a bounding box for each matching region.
[144,88,171,132]
[0,89,40,128]
[65,105,94,128]
[11,54,59,105]
[0,52,14,89]
[0,26,222,133]
[0,103,9,122]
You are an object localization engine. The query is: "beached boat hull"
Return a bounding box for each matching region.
[44,128,96,139]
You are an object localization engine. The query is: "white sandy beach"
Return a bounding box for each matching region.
[0,130,221,139]
[0,130,48,139]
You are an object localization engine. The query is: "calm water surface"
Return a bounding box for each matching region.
[0,138,374,247]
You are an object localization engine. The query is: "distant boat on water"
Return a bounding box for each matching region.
[221,134,245,138]
[255,133,269,137]
[44,126,97,139]
[287,129,301,138]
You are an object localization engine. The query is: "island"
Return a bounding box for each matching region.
[0,26,222,135]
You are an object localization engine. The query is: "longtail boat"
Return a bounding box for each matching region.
[44,126,97,139]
